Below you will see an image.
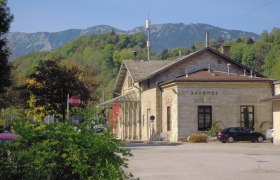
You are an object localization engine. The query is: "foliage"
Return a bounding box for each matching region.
[228,29,280,79]
[159,48,191,60]
[0,107,22,127]
[188,133,208,143]
[25,60,90,120]
[206,123,220,137]
[0,0,13,95]
[9,32,147,109]
[0,115,134,179]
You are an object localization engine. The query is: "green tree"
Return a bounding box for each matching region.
[0,0,13,95]
[160,49,169,60]
[26,60,90,120]
[271,56,280,79]
[0,116,134,179]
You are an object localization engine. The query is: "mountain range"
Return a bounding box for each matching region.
[7,23,259,60]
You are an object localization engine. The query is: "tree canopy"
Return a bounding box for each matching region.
[26,60,90,120]
[227,29,280,79]
[0,0,13,94]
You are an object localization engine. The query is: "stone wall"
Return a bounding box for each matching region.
[161,84,178,141]
[161,81,272,141]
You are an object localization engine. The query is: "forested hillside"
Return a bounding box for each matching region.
[9,32,148,107]
[227,28,280,80]
[6,29,280,109]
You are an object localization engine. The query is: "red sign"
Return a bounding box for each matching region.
[69,96,81,106]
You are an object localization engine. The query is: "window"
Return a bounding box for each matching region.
[198,106,212,131]
[167,106,171,131]
[229,127,241,133]
[240,106,254,129]
[128,75,132,88]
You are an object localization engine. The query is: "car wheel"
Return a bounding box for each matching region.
[257,136,264,143]
[227,136,234,143]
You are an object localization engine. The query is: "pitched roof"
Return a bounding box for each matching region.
[124,60,174,82]
[114,60,174,93]
[161,69,272,85]
[114,47,267,93]
[139,47,264,81]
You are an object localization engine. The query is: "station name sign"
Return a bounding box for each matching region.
[191,91,218,96]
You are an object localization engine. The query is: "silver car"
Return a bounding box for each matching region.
[266,129,274,142]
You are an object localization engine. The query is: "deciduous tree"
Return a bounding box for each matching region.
[26,60,90,120]
[0,0,13,94]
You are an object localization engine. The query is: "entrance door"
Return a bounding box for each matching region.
[240,106,254,129]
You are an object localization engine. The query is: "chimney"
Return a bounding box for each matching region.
[227,63,231,75]
[243,69,246,76]
[222,45,230,57]
[208,64,211,72]
[185,68,189,77]
[250,70,253,78]
[132,50,137,58]
[205,31,209,47]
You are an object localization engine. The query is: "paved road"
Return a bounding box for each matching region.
[127,142,280,180]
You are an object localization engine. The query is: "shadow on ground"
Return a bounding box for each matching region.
[126,141,182,147]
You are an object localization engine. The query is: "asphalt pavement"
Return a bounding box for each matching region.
[127,141,280,180]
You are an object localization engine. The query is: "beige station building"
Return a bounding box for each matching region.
[101,47,277,142]
[261,81,280,144]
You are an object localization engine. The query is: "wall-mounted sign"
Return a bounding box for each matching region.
[191,91,218,96]
[150,115,155,122]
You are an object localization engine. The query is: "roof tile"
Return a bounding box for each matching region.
[124,60,174,81]
[173,70,272,82]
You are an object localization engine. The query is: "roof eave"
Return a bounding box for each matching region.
[114,62,127,94]
[160,79,273,86]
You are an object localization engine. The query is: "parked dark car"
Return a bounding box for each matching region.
[0,131,17,143]
[216,127,265,143]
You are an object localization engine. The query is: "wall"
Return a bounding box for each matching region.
[273,101,280,145]
[275,81,280,95]
[140,87,158,140]
[161,84,178,141]
[273,81,280,145]
[161,81,272,141]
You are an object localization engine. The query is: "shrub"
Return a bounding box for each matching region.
[189,133,208,143]
[206,123,220,137]
[0,116,134,179]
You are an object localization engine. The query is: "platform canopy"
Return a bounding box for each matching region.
[98,91,139,107]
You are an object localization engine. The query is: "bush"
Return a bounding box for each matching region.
[189,133,208,143]
[0,116,134,179]
[206,123,220,137]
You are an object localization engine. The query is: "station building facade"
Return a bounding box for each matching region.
[101,47,274,142]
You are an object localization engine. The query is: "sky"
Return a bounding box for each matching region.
[7,0,280,34]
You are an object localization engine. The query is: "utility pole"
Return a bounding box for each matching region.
[146,15,151,61]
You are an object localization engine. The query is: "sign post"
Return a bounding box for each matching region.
[66,94,70,120]
[150,115,155,141]
[66,95,81,120]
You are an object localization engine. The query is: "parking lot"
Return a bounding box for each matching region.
[127,142,280,180]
